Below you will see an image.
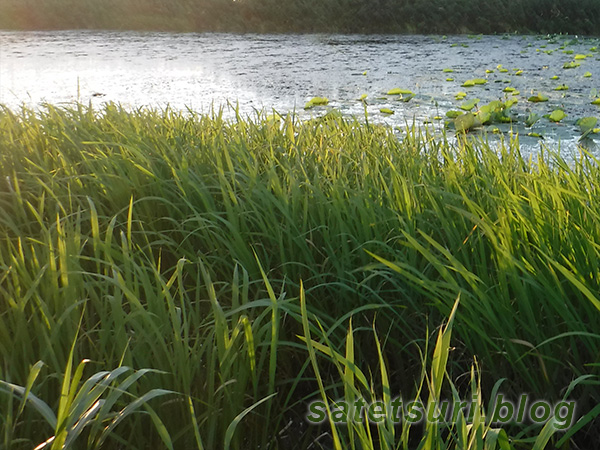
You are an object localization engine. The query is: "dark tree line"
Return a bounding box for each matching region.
[1,0,599,34]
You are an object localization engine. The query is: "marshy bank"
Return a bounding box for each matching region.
[2,31,600,154]
[1,104,599,448]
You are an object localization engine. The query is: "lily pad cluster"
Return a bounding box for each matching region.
[449,99,516,132]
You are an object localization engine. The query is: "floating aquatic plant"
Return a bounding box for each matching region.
[527,132,544,138]
[460,98,480,110]
[563,61,580,69]
[379,107,394,114]
[584,72,592,78]
[446,110,463,118]
[546,109,566,122]
[455,91,467,100]
[386,88,413,95]
[304,97,329,109]
[577,116,598,133]
[454,112,475,132]
[442,68,454,73]
[462,78,486,87]
[554,84,569,90]
[574,54,587,60]
[475,100,503,124]
[525,112,541,127]
[528,93,549,102]
[577,117,599,139]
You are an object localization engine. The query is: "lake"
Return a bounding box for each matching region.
[1,30,599,154]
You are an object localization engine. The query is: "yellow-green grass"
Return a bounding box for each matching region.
[0,103,599,448]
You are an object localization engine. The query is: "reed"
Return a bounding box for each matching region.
[0,103,599,448]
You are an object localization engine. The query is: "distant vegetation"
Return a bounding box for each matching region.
[1,0,600,34]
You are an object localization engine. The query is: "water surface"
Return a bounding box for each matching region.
[1,31,600,153]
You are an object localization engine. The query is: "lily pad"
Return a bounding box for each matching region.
[442,68,454,73]
[528,93,549,103]
[454,112,476,132]
[547,109,566,122]
[592,98,600,105]
[446,78,454,82]
[554,84,569,91]
[527,132,544,138]
[455,91,467,100]
[577,116,598,133]
[387,88,413,95]
[563,61,580,69]
[584,72,592,78]
[574,54,588,60]
[304,97,329,109]
[473,78,487,85]
[475,101,503,124]
[550,75,560,80]
[446,110,463,119]
[460,98,480,111]
[462,80,476,87]
[380,108,394,115]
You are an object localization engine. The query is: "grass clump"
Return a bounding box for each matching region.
[0,103,599,448]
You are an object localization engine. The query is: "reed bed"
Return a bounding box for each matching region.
[0,103,599,448]
[1,0,599,34]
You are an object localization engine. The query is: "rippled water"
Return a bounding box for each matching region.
[1,31,600,153]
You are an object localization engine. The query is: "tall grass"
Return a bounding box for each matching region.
[0,103,599,448]
[1,0,599,34]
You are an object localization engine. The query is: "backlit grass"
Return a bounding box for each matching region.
[0,103,599,448]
